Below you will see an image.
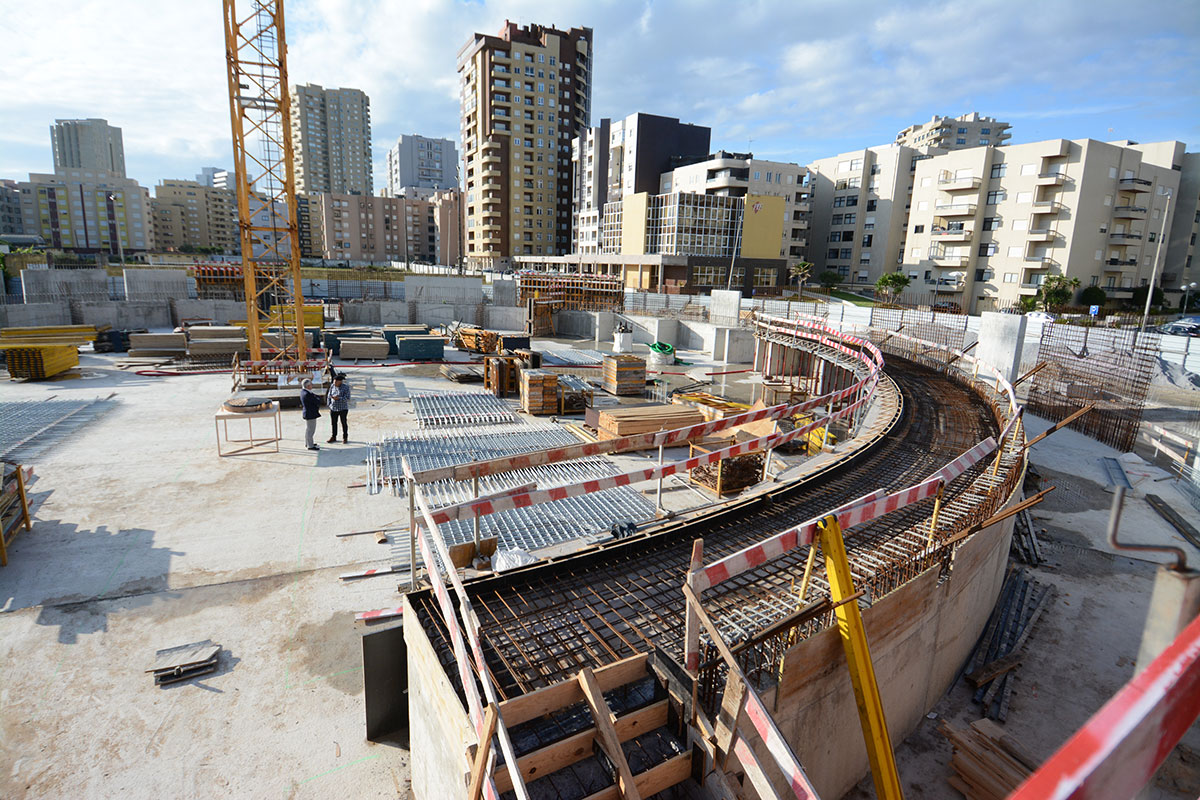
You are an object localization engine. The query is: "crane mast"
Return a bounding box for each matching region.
[222,0,307,362]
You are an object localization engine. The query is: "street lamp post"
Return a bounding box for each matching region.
[1184,281,1198,314]
[107,193,126,267]
[1139,189,1172,335]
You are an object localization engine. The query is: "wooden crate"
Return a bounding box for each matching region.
[601,354,646,396]
[519,369,559,415]
[484,355,521,397]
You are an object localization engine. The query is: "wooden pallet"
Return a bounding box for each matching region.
[519,369,558,415]
[602,354,646,396]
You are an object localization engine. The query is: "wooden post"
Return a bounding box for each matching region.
[926,481,946,547]
[656,438,665,512]
[466,703,499,800]
[408,468,418,592]
[473,475,481,554]
[798,543,819,602]
[15,466,31,532]
[684,539,704,674]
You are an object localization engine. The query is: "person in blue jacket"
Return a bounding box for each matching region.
[300,379,321,451]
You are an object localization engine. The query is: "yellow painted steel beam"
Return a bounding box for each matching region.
[817,514,905,800]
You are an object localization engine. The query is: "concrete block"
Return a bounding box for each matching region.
[710,289,743,325]
[0,302,73,328]
[976,311,1027,384]
[713,327,728,360]
[124,268,192,300]
[679,320,716,353]
[651,318,679,346]
[492,279,517,307]
[404,276,483,305]
[21,268,109,303]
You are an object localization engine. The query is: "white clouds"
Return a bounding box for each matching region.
[0,0,1196,187]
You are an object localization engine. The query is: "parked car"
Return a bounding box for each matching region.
[1025,311,1056,323]
[931,301,963,314]
[1157,321,1200,337]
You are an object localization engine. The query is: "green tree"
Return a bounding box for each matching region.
[1036,275,1080,311]
[875,271,910,303]
[1130,284,1165,309]
[818,270,842,289]
[788,261,813,298]
[1017,295,1039,312]
[1078,285,1107,308]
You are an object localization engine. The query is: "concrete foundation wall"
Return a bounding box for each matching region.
[710,289,742,325]
[678,320,716,354]
[621,314,676,346]
[484,305,527,332]
[976,312,1027,384]
[765,508,1017,798]
[21,268,109,302]
[124,269,192,300]
[415,303,480,328]
[0,302,73,328]
[170,299,246,326]
[723,328,755,363]
[404,596,473,800]
[404,276,483,305]
[71,301,174,330]
[553,310,595,339]
[341,301,382,325]
[493,279,517,307]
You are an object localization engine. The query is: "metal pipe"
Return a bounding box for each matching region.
[1106,486,1187,571]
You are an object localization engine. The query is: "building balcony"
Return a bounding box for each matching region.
[1112,205,1147,219]
[1019,282,1046,292]
[1108,232,1143,243]
[1026,228,1059,242]
[931,227,974,242]
[1106,258,1137,267]
[1118,177,1152,192]
[482,153,501,164]
[931,255,971,268]
[1036,172,1070,186]
[1023,255,1059,267]
[791,219,810,230]
[706,175,748,190]
[934,203,976,216]
[796,201,812,213]
[926,278,966,292]
[493,95,511,105]
[1031,200,1064,214]
[937,176,982,191]
[480,223,501,232]
[1038,139,1070,158]
[482,167,502,178]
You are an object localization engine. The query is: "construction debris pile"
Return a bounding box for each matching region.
[939,717,1037,799]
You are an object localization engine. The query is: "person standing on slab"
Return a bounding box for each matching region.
[300,379,321,451]
[326,373,351,444]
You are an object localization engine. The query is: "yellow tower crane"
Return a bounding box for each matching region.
[222,0,307,362]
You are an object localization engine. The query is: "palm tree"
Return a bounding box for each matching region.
[789,261,813,299]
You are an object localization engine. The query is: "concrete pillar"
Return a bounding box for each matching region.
[976,311,1028,385]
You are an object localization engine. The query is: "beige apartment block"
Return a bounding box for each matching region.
[458,21,593,269]
[18,169,153,254]
[1165,151,1200,295]
[807,144,944,286]
[290,83,373,195]
[314,190,461,265]
[895,112,1011,151]
[150,180,238,254]
[658,151,809,268]
[901,138,1185,313]
[51,118,126,177]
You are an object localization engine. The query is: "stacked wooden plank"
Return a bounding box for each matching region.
[5,345,80,379]
[128,332,187,357]
[602,354,646,396]
[440,363,483,383]
[939,718,1037,800]
[186,326,247,339]
[520,369,559,415]
[0,324,105,346]
[597,404,703,436]
[456,326,500,354]
[672,391,751,422]
[339,338,391,359]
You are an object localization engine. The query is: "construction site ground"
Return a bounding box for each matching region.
[2,334,1198,798]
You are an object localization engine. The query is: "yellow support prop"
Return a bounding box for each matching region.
[817,514,905,800]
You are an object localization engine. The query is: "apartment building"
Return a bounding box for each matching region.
[295,194,324,259]
[195,167,230,188]
[386,135,457,194]
[901,138,1185,313]
[150,180,238,254]
[516,190,787,294]
[658,151,809,269]
[290,84,373,195]
[458,21,593,269]
[895,112,1011,151]
[570,112,710,254]
[1165,151,1200,294]
[805,144,941,286]
[17,168,152,254]
[314,190,461,265]
[51,118,126,177]
[1,180,24,235]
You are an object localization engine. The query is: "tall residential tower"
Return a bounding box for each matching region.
[289,84,373,195]
[51,118,126,177]
[458,21,593,269]
[386,134,458,194]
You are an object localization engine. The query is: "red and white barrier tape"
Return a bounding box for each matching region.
[926,437,997,484]
[743,682,822,799]
[1010,612,1200,800]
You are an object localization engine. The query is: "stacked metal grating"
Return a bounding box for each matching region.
[0,399,116,460]
[410,391,517,429]
[368,422,580,493]
[541,348,605,366]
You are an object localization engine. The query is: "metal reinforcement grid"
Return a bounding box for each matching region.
[870,306,970,353]
[369,422,579,493]
[412,338,1020,708]
[410,391,517,429]
[540,349,604,366]
[0,399,116,461]
[1027,324,1159,452]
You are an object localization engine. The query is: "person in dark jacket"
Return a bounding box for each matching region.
[326,373,351,444]
[300,379,321,451]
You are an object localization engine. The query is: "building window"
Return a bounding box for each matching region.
[986,190,1004,205]
[957,127,967,134]
[1003,272,1017,283]
[956,138,966,145]
[840,248,853,259]
[866,199,877,211]
[827,248,838,259]
[913,224,925,234]
[981,127,991,135]
[982,217,1000,231]
[979,242,997,257]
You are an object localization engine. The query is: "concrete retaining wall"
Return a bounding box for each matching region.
[404,276,483,305]
[21,268,109,303]
[593,311,615,347]
[552,310,595,338]
[484,305,527,332]
[492,279,517,307]
[341,301,382,325]
[678,320,716,354]
[71,301,173,330]
[0,302,72,328]
[124,268,192,300]
[722,328,755,363]
[710,289,742,325]
[170,299,246,325]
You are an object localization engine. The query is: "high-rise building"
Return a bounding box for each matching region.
[51,118,126,177]
[1165,152,1200,294]
[895,112,1011,151]
[18,168,152,253]
[150,180,238,254]
[901,138,1185,313]
[658,151,810,268]
[458,21,593,269]
[195,167,230,188]
[290,83,373,195]
[1,180,25,236]
[314,190,462,265]
[571,113,710,254]
[295,194,324,259]
[386,135,458,194]
[806,144,943,287]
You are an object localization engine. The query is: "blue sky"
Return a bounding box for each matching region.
[1,0,1198,189]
